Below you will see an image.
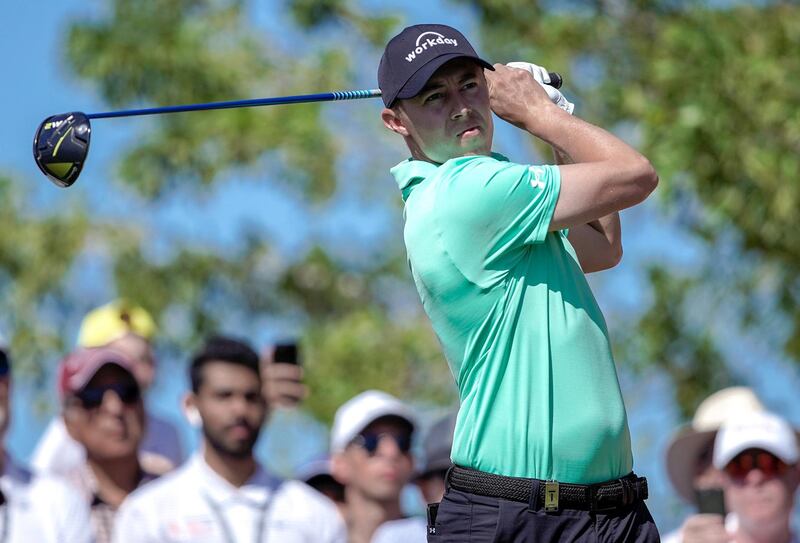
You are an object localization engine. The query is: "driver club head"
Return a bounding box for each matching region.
[33,112,91,187]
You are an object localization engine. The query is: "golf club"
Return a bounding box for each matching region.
[33,73,562,188]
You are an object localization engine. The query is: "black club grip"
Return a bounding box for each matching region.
[548,72,563,89]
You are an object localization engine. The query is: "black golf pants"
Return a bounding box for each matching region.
[427,488,660,542]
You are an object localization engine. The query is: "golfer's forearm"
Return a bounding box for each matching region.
[527,107,652,174]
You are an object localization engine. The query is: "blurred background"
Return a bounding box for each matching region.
[2,0,799,533]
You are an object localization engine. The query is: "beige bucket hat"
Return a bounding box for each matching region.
[665,386,764,503]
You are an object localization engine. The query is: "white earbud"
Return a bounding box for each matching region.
[185,405,202,428]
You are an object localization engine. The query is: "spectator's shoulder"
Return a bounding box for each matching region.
[278,479,337,510]
[28,472,79,500]
[122,461,190,507]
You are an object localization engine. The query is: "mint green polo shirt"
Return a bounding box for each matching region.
[392,153,633,484]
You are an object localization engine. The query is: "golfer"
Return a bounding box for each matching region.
[379,24,659,541]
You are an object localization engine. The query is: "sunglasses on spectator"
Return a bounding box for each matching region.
[724,448,789,480]
[75,382,141,409]
[351,432,412,456]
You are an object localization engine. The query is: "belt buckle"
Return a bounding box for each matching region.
[544,480,559,512]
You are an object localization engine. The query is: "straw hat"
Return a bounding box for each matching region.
[665,387,764,504]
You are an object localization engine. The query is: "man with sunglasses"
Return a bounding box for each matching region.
[59,346,158,543]
[0,341,93,542]
[681,410,800,543]
[330,390,426,543]
[112,335,346,542]
[33,300,182,477]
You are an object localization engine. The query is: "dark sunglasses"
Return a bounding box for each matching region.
[724,449,789,480]
[351,432,412,456]
[75,382,141,409]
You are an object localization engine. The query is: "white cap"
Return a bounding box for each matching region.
[330,390,415,453]
[713,410,799,469]
[665,386,765,503]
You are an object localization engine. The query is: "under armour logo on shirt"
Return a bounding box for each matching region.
[528,166,546,189]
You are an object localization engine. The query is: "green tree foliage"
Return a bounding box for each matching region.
[0,176,89,378]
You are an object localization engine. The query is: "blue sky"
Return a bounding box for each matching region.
[3,0,800,532]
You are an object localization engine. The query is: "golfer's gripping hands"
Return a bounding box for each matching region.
[506,62,575,114]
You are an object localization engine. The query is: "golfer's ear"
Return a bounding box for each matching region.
[382,107,409,136]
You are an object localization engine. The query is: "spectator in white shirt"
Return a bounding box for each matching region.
[32,300,182,476]
[330,390,426,543]
[0,341,93,542]
[113,335,346,543]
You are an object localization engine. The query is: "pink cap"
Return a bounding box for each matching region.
[58,347,135,397]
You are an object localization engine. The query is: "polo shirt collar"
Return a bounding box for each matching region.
[391,158,438,202]
[391,153,510,202]
[191,452,283,509]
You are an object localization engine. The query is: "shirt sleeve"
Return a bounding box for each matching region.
[437,158,561,272]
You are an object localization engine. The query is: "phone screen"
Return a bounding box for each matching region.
[273,342,299,365]
[695,487,726,516]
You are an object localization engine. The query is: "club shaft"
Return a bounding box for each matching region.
[86,89,383,120]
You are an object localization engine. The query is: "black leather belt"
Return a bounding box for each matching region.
[447,465,648,512]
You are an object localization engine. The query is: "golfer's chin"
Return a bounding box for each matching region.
[453,125,488,149]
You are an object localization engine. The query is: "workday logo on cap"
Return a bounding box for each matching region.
[405,32,459,63]
[378,24,494,107]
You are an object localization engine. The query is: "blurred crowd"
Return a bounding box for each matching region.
[0,300,798,542]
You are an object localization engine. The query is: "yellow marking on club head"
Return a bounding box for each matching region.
[45,162,73,178]
[52,126,74,158]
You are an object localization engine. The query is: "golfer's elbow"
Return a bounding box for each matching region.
[601,240,623,271]
[629,156,659,203]
[609,240,623,268]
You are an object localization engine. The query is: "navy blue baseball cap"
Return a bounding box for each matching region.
[378,24,494,107]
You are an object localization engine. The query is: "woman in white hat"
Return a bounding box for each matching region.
[662,387,764,543]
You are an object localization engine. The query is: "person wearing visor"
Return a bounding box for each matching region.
[680,410,800,543]
[112,336,346,543]
[59,347,159,543]
[379,23,659,541]
[330,390,426,543]
[0,340,93,542]
[32,300,182,476]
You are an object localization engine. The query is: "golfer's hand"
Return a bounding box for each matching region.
[506,62,574,114]
[261,348,308,409]
[486,63,561,129]
[680,514,731,543]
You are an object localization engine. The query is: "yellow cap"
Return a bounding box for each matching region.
[77,299,157,348]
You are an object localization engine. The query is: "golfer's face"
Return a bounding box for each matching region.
[398,58,493,163]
